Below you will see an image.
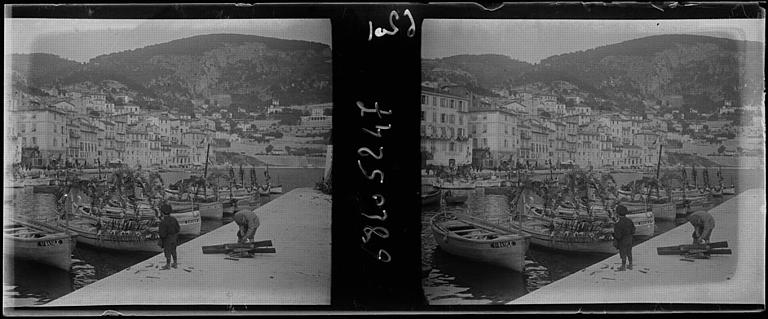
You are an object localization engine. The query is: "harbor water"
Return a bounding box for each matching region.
[3,167,323,307]
[422,168,765,304]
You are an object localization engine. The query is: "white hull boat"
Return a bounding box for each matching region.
[4,219,76,271]
[431,212,529,272]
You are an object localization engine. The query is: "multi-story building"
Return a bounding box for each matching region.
[421,86,471,167]
[11,106,69,166]
[300,108,332,132]
[468,108,520,168]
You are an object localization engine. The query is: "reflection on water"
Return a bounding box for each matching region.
[422,169,757,304]
[3,168,323,306]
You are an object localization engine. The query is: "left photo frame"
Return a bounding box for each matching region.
[3,17,332,307]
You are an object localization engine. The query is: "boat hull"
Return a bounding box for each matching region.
[431,215,529,272]
[510,224,618,254]
[199,202,224,220]
[626,211,655,237]
[172,209,201,236]
[445,195,468,205]
[422,191,441,206]
[61,218,161,253]
[169,200,223,220]
[4,221,75,271]
[269,186,283,194]
[651,202,676,221]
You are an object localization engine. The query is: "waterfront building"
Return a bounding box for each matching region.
[10,106,69,166]
[468,107,520,168]
[421,85,472,167]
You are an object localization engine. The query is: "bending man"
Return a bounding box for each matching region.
[234,209,261,243]
[688,211,715,244]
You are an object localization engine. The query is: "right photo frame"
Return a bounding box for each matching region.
[420,18,765,305]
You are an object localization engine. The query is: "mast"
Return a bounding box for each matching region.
[240,164,244,188]
[648,144,664,197]
[203,143,210,199]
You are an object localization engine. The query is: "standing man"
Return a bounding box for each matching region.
[688,211,716,244]
[613,202,636,271]
[234,209,261,243]
[158,202,180,269]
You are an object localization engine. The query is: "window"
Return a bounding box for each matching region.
[450,100,455,109]
[449,114,455,124]
[32,137,36,145]
[450,127,454,137]
[22,137,27,145]
[440,98,445,107]
[441,127,446,137]
[421,111,425,121]
[449,142,455,152]
[441,114,446,123]
[432,112,437,123]
[432,97,437,106]
[459,116,463,125]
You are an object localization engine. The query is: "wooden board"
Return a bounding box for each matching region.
[201,240,273,254]
[657,241,729,255]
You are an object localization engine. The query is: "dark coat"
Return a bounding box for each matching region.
[233,209,260,241]
[613,216,635,247]
[159,214,181,246]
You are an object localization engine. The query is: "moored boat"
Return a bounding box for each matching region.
[421,184,441,206]
[77,202,201,237]
[168,199,222,220]
[269,185,283,194]
[257,185,271,197]
[625,211,655,237]
[434,179,475,190]
[59,208,162,253]
[4,218,76,271]
[431,212,529,272]
[509,211,617,254]
[443,191,468,205]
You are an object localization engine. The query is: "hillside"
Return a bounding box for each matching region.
[423,35,764,112]
[12,34,332,109]
[422,54,533,95]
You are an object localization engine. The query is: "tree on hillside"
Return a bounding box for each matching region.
[265,144,274,154]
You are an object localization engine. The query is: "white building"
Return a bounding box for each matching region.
[421,86,472,167]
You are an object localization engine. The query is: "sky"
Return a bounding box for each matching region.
[423,19,765,64]
[5,19,331,62]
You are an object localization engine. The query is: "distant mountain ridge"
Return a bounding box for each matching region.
[423,34,764,111]
[11,33,332,108]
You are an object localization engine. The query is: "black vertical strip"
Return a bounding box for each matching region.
[331,5,424,308]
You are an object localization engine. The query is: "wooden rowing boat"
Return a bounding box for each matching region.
[444,192,468,205]
[3,219,76,271]
[421,184,441,206]
[431,212,529,272]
